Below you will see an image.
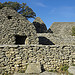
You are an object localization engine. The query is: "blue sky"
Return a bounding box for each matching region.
[0,0,75,29]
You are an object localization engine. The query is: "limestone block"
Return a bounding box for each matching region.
[25,63,41,74]
[68,66,75,75]
[25,38,29,45]
[39,71,58,75]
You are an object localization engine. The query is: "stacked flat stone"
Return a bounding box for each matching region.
[37,33,75,45]
[0,45,75,74]
[33,17,47,33]
[49,22,75,35]
[0,7,38,45]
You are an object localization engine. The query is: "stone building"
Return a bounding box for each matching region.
[0,7,75,75]
[48,22,75,35]
[33,17,47,33]
[38,22,75,45]
[0,7,74,45]
[0,7,38,45]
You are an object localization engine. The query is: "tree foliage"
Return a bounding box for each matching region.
[0,2,36,19]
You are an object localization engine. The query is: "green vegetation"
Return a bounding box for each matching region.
[18,64,28,73]
[0,1,36,19]
[49,64,70,74]
[59,64,69,72]
[49,64,69,74]
[72,64,75,66]
[72,26,75,36]
[58,64,73,75]
[49,70,57,72]
[68,73,73,75]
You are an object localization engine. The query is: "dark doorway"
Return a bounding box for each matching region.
[38,36,55,45]
[15,35,27,45]
[7,16,12,19]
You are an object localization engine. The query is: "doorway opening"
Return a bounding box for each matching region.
[15,35,27,45]
[7,16,12,19]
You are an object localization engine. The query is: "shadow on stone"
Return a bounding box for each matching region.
[33,22,47,33]
[41,64,45,72]
[47,28,53,33]
[15,35,27,45]
[38,36,55,45]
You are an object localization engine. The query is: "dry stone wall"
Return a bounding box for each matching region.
[0,7,38,45]
[49,22,75,35]
[37,33,75,45]
[0,45,75,74]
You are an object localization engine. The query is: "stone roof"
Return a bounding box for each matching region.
[33,17,47,33]
[0,7,38,45]
[49,22,75,35]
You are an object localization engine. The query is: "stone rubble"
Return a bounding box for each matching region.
[68,66,75,75]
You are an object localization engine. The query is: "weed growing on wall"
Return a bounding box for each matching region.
[57,64,69,74]
[72,64,75,66]
[72,26,75,36]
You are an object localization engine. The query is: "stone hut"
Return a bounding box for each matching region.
[49,22,75,35]
[0,7,38,45]
[33,17,47,33]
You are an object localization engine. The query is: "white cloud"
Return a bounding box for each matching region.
[35,2,46,7]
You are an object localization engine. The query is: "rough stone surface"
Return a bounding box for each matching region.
[49,22,75,35]
[14,73,26,75]
[33,17,47,33]
[25,63,41,74]
[39,71,58,75]
[14,72,66,75]
[14,73,38,75]
[37,33,75,45]
[68,66,75,75]
[0,7,38,45]
[0,45,75,74]
[0,6,75,75]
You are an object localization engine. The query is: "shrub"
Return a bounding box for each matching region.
[57,64,69,74]
[59,64,69,71]
[72,64,75,66]
[72,26,75,36]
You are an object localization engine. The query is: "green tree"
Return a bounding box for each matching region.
[0,1,36,19]
[72,26,75,36]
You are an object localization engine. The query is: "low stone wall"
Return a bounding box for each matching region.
[0,45,75,74]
